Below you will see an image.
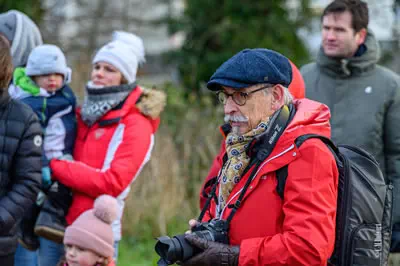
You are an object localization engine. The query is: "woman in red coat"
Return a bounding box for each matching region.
[49,31,166,261]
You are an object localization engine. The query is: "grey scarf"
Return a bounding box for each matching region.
[81,82,136,126]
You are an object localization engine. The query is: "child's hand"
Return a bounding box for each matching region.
[59,154,74,161]
[42,166,52,188]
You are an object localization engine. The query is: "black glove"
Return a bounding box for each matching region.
[181,234,240,266]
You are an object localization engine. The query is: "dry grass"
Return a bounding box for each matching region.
[122,128,187,237]
[122,107,223,238]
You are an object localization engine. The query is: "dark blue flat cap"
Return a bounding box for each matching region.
[207,48,292,91]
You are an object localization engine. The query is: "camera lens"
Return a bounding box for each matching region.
[155,234,196,264]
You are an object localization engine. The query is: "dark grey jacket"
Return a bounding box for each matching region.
[0,91,42,255]
[301,32,400,225]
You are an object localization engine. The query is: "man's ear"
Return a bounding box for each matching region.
[355,28,367,46]
[271,84,285,110]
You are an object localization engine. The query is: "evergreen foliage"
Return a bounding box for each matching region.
[169,0,312,94]
[0,0,43,23]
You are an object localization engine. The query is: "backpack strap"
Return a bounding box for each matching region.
[276,166,288,199]
[275,134,339,199]
[295,134,338,154]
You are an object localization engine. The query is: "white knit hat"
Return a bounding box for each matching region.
[93,31,146,84]
[26,44,72,84]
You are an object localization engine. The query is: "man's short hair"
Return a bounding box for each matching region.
[322,0,369,33]
[0,35,13,90]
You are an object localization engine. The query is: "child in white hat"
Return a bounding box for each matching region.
[10,44,77,266]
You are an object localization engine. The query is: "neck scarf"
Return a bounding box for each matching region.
[217,119,270,216]
[80,82,135,126]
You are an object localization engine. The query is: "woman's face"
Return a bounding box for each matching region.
[91,62,123,87]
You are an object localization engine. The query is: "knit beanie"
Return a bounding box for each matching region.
[92,31,146,84]
[26,44,72,84]
[0,10,42,68]
[0,11,16,44]
[64,195,118,258]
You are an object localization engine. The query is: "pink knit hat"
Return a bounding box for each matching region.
[64,195,118,258]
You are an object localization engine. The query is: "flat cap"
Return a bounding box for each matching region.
[207,48,292,90]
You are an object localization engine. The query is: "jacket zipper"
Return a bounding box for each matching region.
[220,144,295,218]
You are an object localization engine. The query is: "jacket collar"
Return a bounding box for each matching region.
[219,99,332,218]
[317,31,379,78]
[219,98,331,170]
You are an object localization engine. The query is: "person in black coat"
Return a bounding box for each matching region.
[0,32,42,266]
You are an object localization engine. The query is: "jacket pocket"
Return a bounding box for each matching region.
[349,223,382,266]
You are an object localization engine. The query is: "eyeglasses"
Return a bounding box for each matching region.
[216,85,271,106]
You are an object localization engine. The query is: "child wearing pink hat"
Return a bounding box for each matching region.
[57,195,117,266]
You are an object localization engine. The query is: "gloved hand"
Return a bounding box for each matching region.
[42,166,52,188]
[180,234,239,266]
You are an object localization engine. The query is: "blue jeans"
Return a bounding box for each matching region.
[14,244,37,266]
[14,238,64,266]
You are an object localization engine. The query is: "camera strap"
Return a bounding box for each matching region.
[198,104,294,226]
[225,104,292,224]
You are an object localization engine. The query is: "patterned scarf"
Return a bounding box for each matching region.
[217,119,270,216]
[81,82,136,126]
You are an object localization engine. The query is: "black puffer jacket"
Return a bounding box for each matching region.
[0,91,42,255]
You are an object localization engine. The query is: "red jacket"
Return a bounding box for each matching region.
[50,86,163,240]
[201,99,338,265]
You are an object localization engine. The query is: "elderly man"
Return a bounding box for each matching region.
[182,48,338,266]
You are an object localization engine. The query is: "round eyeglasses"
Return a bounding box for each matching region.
[216,85,271,106]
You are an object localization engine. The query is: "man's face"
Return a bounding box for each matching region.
[321,11,364,58]
[223,85,276,135]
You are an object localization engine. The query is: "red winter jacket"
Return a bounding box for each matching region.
[50,86,164,240]
[200,99,338,266]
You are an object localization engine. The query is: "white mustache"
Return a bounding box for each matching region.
[224,114,249,123]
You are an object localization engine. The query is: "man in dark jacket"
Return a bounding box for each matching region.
[300,0,400,259]
[0,30,42,266]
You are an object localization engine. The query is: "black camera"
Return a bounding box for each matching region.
[154,219,229,265]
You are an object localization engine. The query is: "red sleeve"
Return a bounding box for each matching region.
[50,115,154,198]
[199,141,225,210]
[239,139,338,266]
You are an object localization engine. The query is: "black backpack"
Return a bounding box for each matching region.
[276,134,393,266]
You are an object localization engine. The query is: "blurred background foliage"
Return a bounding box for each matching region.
[0,0,343,265]
[5,0,400,264]
[167,0,312,95]
[0,0,44,22]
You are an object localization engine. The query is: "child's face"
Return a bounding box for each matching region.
[33,73,64,92]
[65,244,105,266]
[91,62,123,87]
